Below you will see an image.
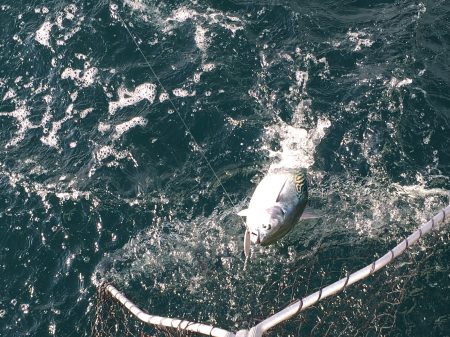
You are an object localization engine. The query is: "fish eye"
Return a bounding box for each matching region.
[262,224,271,230]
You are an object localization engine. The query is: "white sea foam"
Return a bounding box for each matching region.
[347,31,374,51]
[202,63,216,72]
[95,145,121,161]
[295,70,309,92]
[191,63,216,84]
[48,323,56,335]
[195,25,209,51]
[209,12,244,36]
[40,104,74,149]
[166,6,197,23]
[109,3,119,20]
[80,108,94,119]
[108,83,156,114]
[55,190,90,202]
[113,117,148,139]
[34,7,49,14]
[159,92,169,102]
[56,4,78,28]
[387,77,413,88]
[0,105,35,148]
[35,21,53,48]
[13,34,23,44]
[193,72,202,83]
[349,178,448,237]
[89,145,138,177]
[0,162,90,212]
[165,6,244,51]
[70,91,78,102]
[61,66,98,88]
[416,2,426,19]
[34,5,81,51]
[123,0,147,12]
[3,88,16,101]
[98,122,111,134]
[173,88,196,97]
[56,25,82,46]
[393,178,449,198]
[266,117,331,172]
[247,48,334,172]
[75,53,87,60]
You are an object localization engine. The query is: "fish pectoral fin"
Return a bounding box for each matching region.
[237,209,250,217]
[244,229,251,258]
[275,178,289,203]
[300,207,323,220]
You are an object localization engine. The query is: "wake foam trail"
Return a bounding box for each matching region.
[265,117,331,172]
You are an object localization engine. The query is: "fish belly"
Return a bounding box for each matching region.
[248,173,289,210]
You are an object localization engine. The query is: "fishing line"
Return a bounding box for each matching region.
[114,7,245,221]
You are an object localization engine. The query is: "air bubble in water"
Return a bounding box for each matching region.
[20,304,29,314]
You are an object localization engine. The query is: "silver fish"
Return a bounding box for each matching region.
[238,168,311,257]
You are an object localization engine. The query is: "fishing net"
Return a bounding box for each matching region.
[91,213,450,337]
[92,283,197,337]
[256,228,450,336]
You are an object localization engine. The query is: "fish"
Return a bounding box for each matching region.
[238,168,314,257]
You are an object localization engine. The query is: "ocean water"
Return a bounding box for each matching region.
[1,0,449,336]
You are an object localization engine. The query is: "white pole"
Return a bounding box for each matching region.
[105,284,235,337]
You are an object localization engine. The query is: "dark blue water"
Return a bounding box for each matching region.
[1,1,449,336]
